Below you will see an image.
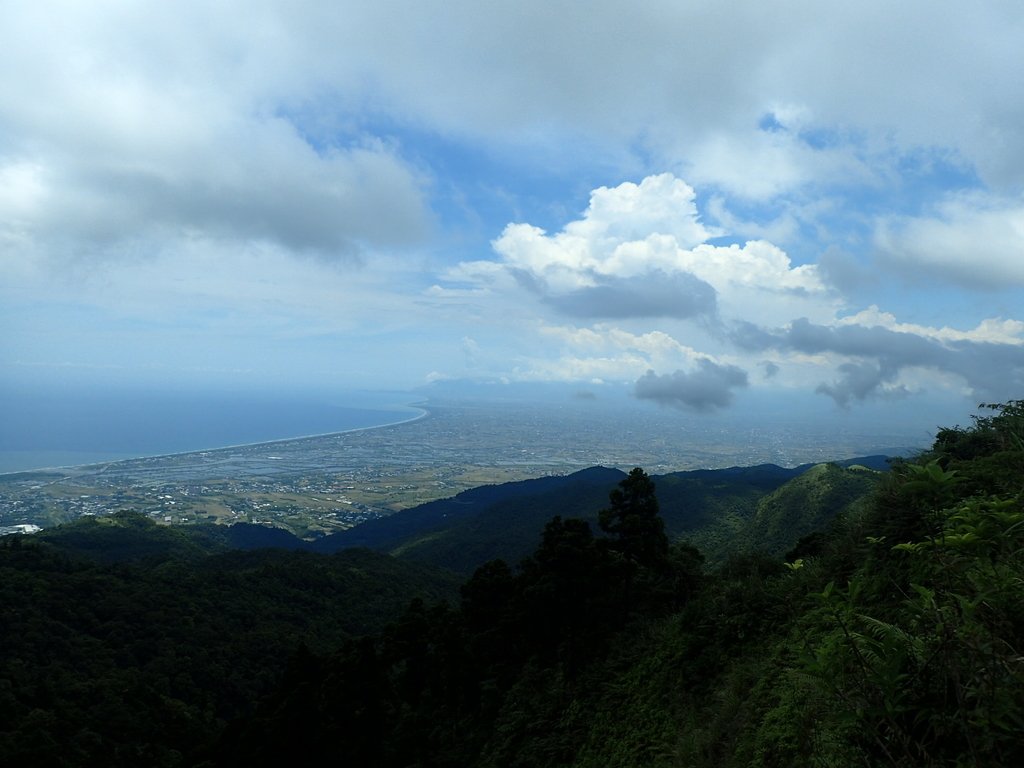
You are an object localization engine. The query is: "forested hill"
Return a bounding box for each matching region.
[0,524,461,767]
[317,456,889,572]
[93,457,882,574]
[223,402,1024,767]
[311,465,628,556]
[1,403,1021,767]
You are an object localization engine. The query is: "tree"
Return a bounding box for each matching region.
[599,467,668,567]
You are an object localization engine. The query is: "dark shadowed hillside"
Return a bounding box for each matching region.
[223,402,1024,768]
[0,516,460,767]
[321,458,886,574]
[17,431,1003,768]
[680,461,881,561]
[311,466,627,554]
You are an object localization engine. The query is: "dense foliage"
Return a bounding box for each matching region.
[1,403,1020,766]
[227,404,1023,767]
[221,467,702,767]
[0,518,459,767]
[329,460,880,573]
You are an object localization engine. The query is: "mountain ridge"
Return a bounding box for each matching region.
[156,456,892,572]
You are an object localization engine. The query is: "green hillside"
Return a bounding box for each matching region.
[227,400,1024,767]
[383,461,880,573]
[35,508,222,564]
[1,403,1020,767]
[0,519,460,767]
[386,467,626,571]
[750,462,877,554]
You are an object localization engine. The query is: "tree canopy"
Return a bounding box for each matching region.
[2,402,1022,766]
[599,466,668,567]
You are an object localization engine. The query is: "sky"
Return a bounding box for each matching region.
[2,1,1023,430]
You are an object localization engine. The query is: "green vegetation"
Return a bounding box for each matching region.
[330,461,880,573]
[1,402,1020,766]
[747,462,878,557]
[0,522,459,767]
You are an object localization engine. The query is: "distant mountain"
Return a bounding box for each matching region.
[681,461,881,561]
[309,466,626,560]
[192,520,311,552]
[751,462,879,555]
[605,459,883,565]
[307,457,888,573]
[652,463,805,541]
[54,456,886,574]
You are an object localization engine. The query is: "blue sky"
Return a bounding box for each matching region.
[2,1,1023,427]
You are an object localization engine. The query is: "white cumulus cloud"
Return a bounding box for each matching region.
[449,174,835,327]
[875,195,1024,288]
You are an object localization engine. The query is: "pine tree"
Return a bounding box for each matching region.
[599,467,668,567]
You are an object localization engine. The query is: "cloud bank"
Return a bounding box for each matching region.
[448,174,831,327]
[731,316,1024,407]
[634,361,749,412]
[442,173,1024,411]
[2,1,1023,418]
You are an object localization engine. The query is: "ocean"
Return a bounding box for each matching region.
[0,387,421,474]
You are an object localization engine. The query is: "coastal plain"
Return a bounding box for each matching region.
[0,401,921,539]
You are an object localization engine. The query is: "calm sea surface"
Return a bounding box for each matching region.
[0,388,420,474]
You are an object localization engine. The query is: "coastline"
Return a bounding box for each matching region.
[0,404,430,477]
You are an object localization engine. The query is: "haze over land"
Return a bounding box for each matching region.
[0,398,919,538]
[2,2,1023,451]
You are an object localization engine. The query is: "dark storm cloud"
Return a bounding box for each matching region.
[544,270,717,320]
[731,317,1024,406]
[634,360,749,412]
